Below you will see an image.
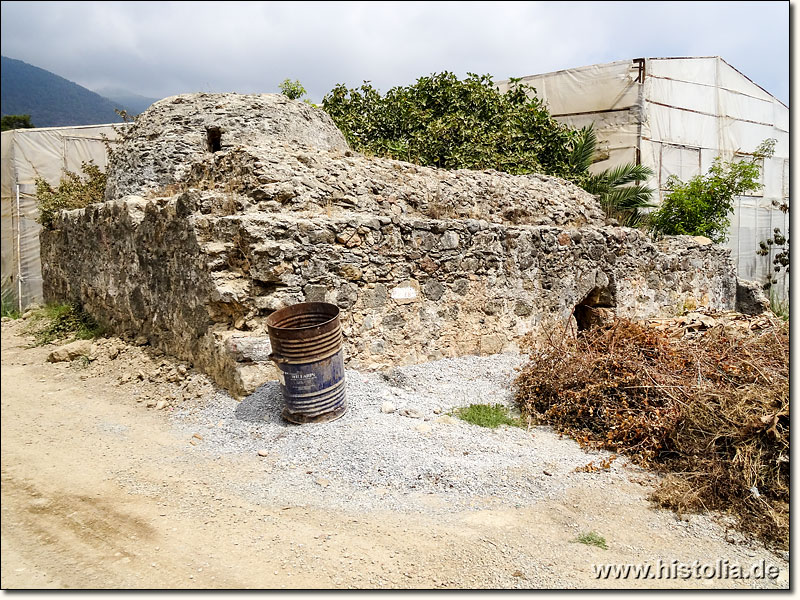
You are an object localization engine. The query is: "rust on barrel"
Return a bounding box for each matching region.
[266,302,347,424]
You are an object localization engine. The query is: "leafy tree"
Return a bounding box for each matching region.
[321,72,583,180]
[1,114,34,131]
[649,139,776,243]
[36,162,107,229]
[279,79,307,100]
[569,125,655,226]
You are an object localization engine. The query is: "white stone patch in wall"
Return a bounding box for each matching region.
[392,287,417,300]
[391,280,420,305]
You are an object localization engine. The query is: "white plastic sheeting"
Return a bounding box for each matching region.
[497,59,643,173]
[497,57,789,300]
[1,124,123,311]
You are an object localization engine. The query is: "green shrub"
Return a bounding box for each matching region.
[36,161,107,229]
[322,72,583,180]
[649,139,775,243]
[279,78,307,100]
[454,403,521,429]
[1,114,34,131]
[27,303,105,345]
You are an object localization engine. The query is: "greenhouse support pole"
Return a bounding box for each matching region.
[15,184,23,313]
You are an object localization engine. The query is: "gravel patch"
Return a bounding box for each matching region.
[170,353,627,514]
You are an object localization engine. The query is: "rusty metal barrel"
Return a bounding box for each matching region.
[266,302,347,424]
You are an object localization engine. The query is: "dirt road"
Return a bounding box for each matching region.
[0,320,788,589]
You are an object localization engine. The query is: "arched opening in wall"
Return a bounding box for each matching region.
[206,126,222,152]
[573,284,616,331]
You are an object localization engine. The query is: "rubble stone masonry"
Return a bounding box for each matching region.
[41,94,740,397]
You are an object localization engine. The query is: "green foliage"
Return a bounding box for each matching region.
[574,531,608,549]
[279,79,307,100]
[649,139,776,243]
[1,291,21,319]
[26,302,105,346]
[769,290,789,321]
[36,161,107,229]
[569,125,655,226]
[322,72,582,179]
[1,114,34,131]
[454,403,522,429]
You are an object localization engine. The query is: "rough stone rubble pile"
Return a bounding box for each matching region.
[41,93,764,397]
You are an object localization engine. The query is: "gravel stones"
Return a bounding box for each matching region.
[399,408,423,419]
[169,353,626,515]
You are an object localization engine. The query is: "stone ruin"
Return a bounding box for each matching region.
[41,93,757,398]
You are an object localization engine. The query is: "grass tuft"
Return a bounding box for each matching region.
[1,292,21,319]
[574,531,608,549]
[26,303,105,345]
[769,289,789,321]
[454,403,521,429]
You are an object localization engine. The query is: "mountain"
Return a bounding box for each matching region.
[92,86,158,115]
[1,56,130,127]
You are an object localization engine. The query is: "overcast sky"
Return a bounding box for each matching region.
[0,1,791,105]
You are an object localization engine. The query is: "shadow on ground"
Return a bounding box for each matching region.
[233,381,286,425]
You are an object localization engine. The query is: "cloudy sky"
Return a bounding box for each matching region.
[0,1,791,105]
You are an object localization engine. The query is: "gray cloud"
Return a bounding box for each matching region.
[0,1,789,104]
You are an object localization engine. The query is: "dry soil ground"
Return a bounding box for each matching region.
[0,319,788,589]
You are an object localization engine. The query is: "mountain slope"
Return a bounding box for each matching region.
[1,56,127,127]
[92,86,158,115]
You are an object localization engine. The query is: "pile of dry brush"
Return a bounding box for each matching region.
[515,314,789,550]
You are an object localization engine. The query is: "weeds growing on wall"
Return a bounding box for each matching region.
[515,317,789,550]
[35,162,107,229]
[322,73,657,219]
[279,78,307,101]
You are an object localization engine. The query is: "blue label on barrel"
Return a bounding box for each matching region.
[280,351,345,396]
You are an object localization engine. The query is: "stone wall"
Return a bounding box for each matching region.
[42,195,737,397]
[41,93,741,398]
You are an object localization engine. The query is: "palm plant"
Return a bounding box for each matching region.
[570,125,655,227]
